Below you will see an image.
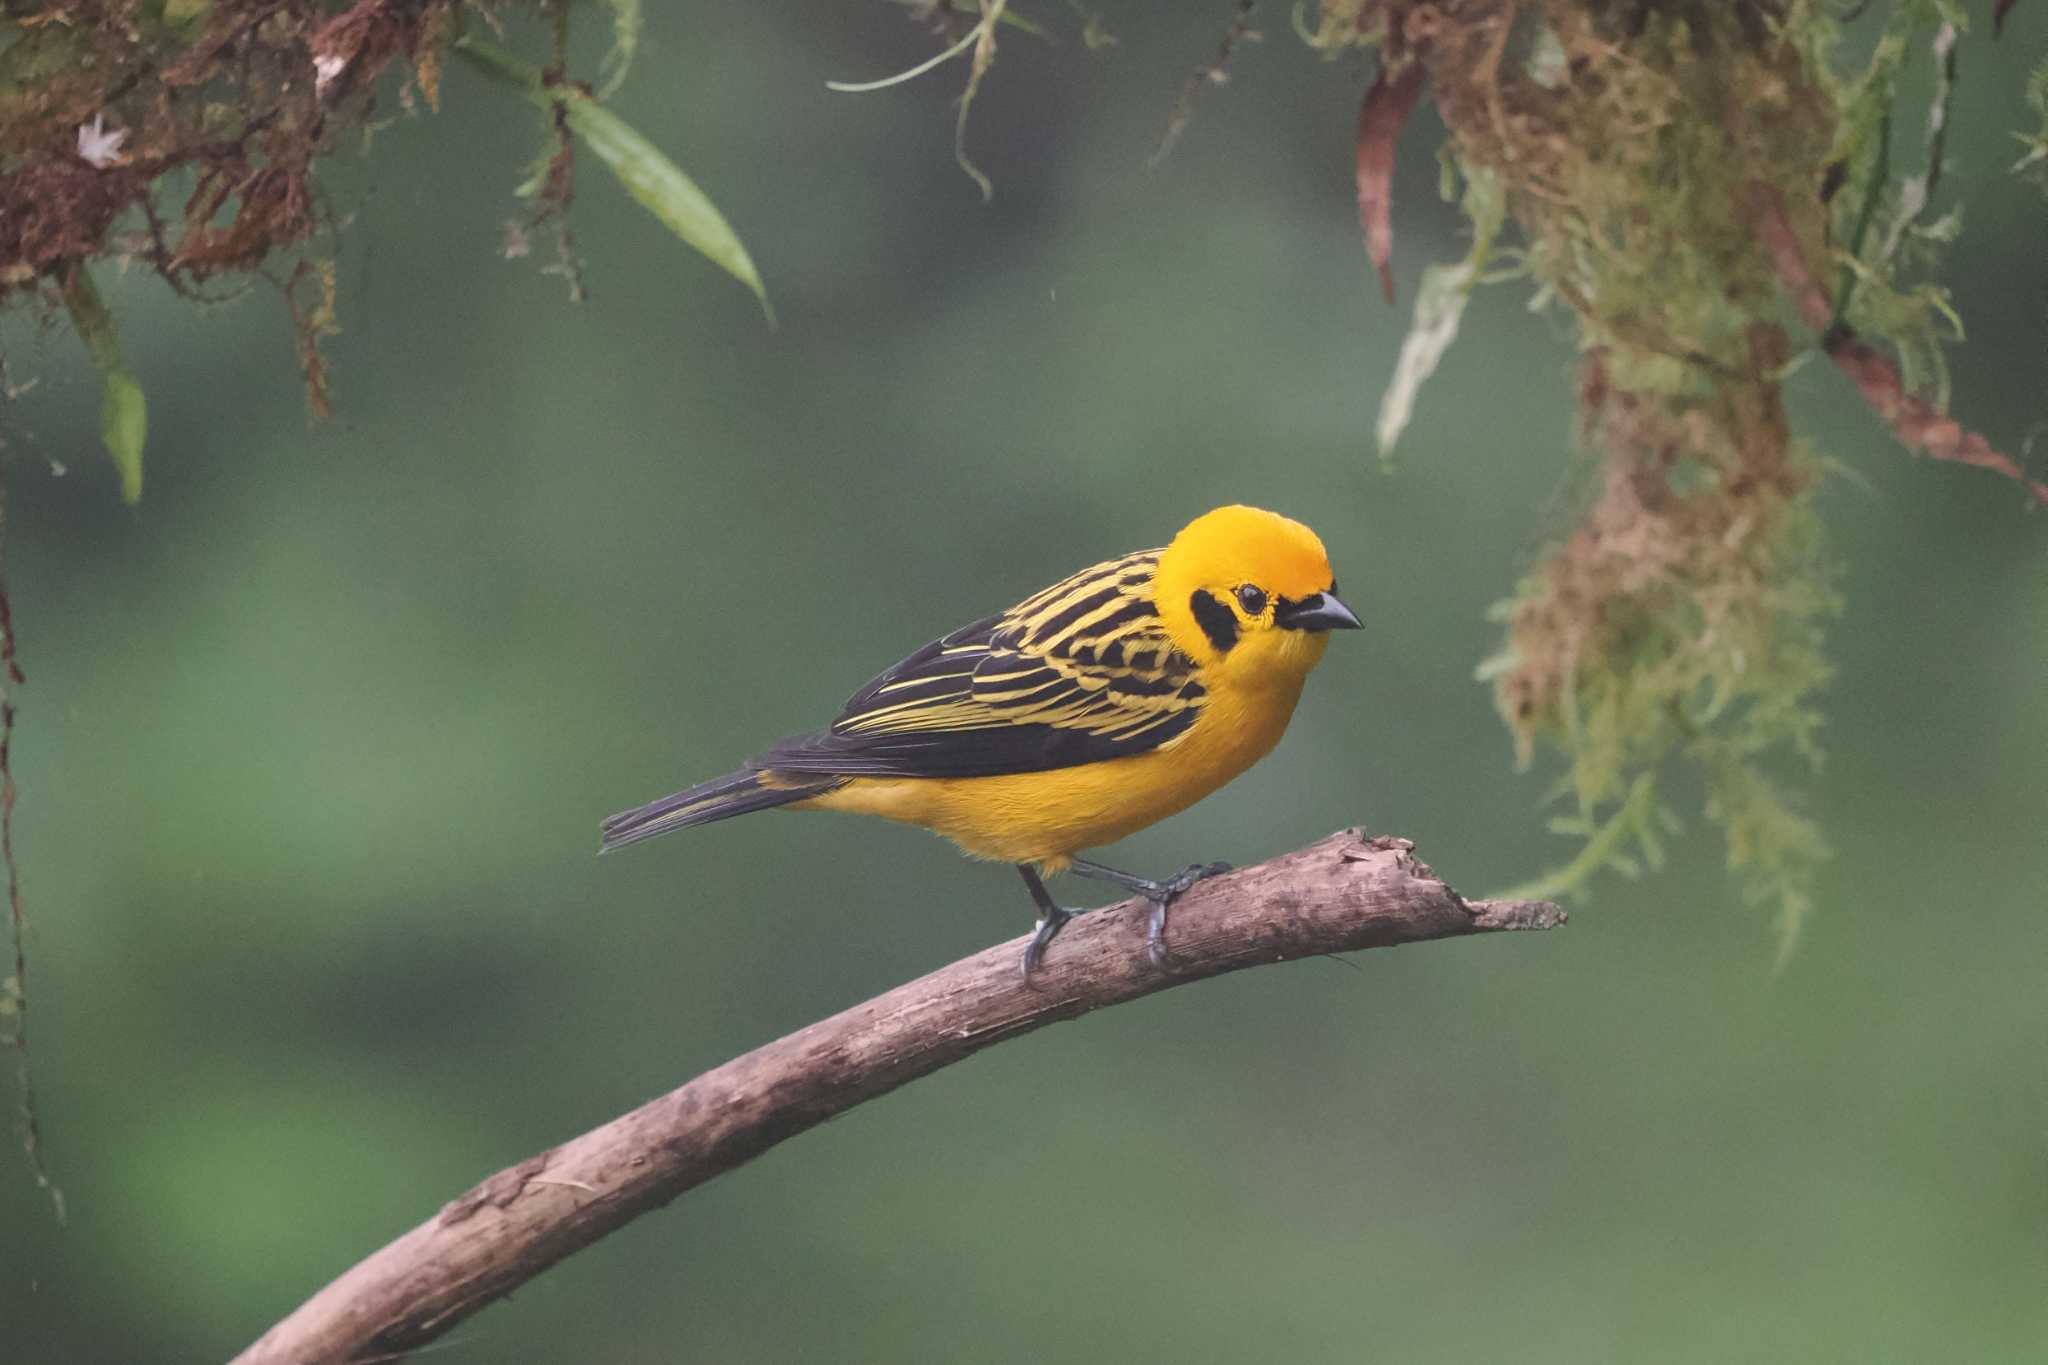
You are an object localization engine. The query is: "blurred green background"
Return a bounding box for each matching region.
[4,6,2045,1362]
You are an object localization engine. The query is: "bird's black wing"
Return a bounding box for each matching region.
[756,550,1205,780]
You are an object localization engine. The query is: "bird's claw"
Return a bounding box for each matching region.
[1142,861,1232,970]
[1144,899,1172,969]
[1025,858,1233,976]
[1021,905,1073,979]
[1160,860,1232,896]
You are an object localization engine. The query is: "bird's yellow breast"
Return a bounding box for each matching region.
[793,672,1309,870]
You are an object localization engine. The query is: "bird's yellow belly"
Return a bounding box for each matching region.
[790,680,1305,869]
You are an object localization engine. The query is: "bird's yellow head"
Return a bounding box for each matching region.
[1154,505,1360,682]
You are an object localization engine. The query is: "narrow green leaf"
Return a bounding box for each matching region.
[99,372,147,504]
[60,265,147,503]
[454,35,770,319]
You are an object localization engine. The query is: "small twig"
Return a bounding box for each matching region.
[1151,0,1259,168]
[826,7,1000,92]
[233,829,1560,1365]
[0,479,60,1221]
[825,0,1008,198]
[953,0,1006,201]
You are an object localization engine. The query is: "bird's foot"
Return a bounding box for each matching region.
[1016,865,1084,981]
[1068,858,1233,969]
[1157,860,1234,897]
[1021,904,1073,978]
[1137,861,1232,968]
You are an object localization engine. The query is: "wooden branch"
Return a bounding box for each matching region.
[233,830,1562,1365]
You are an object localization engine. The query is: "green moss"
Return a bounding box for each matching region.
[1325,1,1988,946]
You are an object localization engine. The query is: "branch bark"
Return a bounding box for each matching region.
[233,829,1562,1365]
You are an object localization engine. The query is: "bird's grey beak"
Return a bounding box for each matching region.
[1275,591,1361,632]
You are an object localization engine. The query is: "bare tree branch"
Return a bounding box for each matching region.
[233,829,1563,1365]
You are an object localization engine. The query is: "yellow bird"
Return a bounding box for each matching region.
[602,504,1359,973]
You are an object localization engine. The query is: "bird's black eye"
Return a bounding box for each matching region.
[1235,584,1268,616]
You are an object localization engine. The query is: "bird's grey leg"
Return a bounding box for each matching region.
[1066,857,1233,967]
[1016,865,1076,978]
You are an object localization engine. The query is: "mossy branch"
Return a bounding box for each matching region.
[231,830,1561,1365]
[0,0,767,467]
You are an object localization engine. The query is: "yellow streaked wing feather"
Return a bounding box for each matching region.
[758,551,1207,780]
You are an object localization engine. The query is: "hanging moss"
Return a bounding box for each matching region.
[0,0,763,493]
[1287,0,2020,945]
[0,0,461,474]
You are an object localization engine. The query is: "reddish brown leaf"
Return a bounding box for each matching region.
[1750,181,2048,507]
[1356,58,1426,305]
[1995,0,2019,37]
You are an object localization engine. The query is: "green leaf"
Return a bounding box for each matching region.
[454,35,770,319]
[99,371,148,504]
[60,265,147,503]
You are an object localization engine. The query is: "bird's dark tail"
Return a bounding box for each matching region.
[599,768,842,852]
